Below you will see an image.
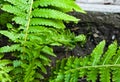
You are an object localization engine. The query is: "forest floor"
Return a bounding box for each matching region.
[54,21,120,58]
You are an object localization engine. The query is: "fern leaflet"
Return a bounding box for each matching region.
[50,41,120,82]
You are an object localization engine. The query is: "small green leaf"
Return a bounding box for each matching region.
[41,46,56,57]
[13,60,22,67]
[7,23,13,29]
[74,34,86,42]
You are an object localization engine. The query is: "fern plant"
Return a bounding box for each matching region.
[0,0,85,81]
[49,40,120,82]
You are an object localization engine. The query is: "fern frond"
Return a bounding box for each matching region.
[86,68,98,82]
[5,0,29,11]
[50,41,120,82]
[23,60,36,82]
[0,54,13,82]
[30,18,65,29]
[113,47,120,64]
[0,59,12,67]
[1,0,85,81]
[35,59,47,74]
[0,44,22,53]
[12,17,27,26]
[89,40,105,66]
[67,57,80,82]
[0,30,16,41]
[79,57,88,77]
[33,0,71,9]
[2,5,26,17]
[33,0,85,13]
[0,31,24,42]
[111,47,120,82]
[41,46,56,57]
[32,9,79,22]
[112,67,120,82]
[99,67,111,82]
[101,41,117,65]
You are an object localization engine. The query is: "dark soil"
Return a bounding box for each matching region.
[54,21,120,58]
[52,21,120,69]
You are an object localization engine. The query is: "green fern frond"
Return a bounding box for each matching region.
[33,0,85,13]
[50,41,120,82]
[28,26,55,34]
[87,68,98,82]
[0,44,22,53]
[111,47,120,82]
[0,31,24,42]
[0,60,11,67]
[89,40,105,66]
[0,31,16,41]
[41,46,56,57]
[23,60,36,82]
[112,67,120,82]
[35,59,47,74]
[5,0,29,11]
[0,0,85,81]
[32,9,79,22]
[12,17,27,26]
[30,18,65,29]
[99,67,111,82]
[2,5,26,17]
[0,54,13,82]
[33,0,71,9]
[113,47,120,64]
[101,41,117,65]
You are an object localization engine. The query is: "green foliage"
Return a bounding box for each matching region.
[0,0,4,8]
[0,12,13,26]
[0,0,13,28]
[0,0,85,81]
[0,54,13,82]
[50,40,120,82]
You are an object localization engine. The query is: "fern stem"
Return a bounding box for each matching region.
[23,0,33,55]
[67,64,120,72]
[24,0,33,42]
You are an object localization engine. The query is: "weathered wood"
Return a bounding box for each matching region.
[76,0,120,5]
[77,3,120,13]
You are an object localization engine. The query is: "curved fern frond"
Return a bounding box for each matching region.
[32,9,79,21]
[33,0,85,13]
[0,0,85,81]
[30,18,65,29]
[50,40,120,82]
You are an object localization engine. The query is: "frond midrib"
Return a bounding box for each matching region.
[66,64,120,73]
[24,0,33,42]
